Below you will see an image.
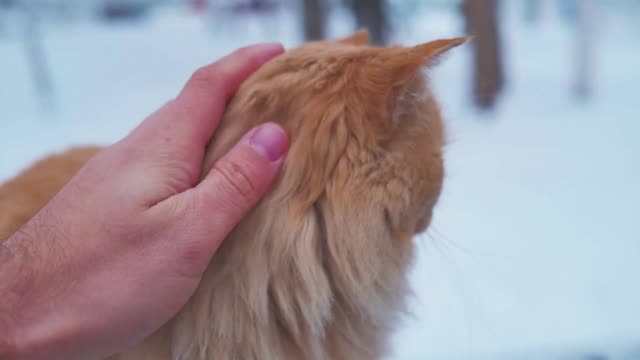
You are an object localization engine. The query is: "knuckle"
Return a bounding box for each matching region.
[235,46,266,69]
[174,239,212,280]
[188,65,224,91]
[211,158,257,206]
[233,45,253,58]
[186,45,265,94]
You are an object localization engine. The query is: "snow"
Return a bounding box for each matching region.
[1,2,639,359]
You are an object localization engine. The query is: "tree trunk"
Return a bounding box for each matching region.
[22,0,55,111]
[574,0,595,100]
[347,0,388,45]
[523,0,542,23]
[303,0,327,41]
[463,0,504,110]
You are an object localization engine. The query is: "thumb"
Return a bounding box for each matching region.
[147,122,287,278]
[195,122,289,225]
[173,122,288,246]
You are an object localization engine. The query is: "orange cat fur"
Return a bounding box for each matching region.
[0,31,467,360]
[0,146,102,241]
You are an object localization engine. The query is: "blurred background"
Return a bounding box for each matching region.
[1,0,639,359]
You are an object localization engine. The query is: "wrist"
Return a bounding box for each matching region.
[0,237,32,359]
[0,225,77,360]
[0,295,18,359]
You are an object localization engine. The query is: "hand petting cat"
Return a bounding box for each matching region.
[0,43,288,360]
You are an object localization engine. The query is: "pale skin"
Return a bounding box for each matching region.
[0,43,288,360]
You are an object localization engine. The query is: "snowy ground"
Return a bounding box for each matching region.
[1,2,639,359]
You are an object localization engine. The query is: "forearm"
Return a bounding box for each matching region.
[0,227,38,359]
[0,221,85,360]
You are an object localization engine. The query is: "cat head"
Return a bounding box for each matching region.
[200,30,467,348]
[205,29,466,240]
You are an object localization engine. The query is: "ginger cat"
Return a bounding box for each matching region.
[0,31,467,360]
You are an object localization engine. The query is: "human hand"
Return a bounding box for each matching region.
[0,43,287,360]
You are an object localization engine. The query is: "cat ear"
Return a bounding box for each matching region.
[336,29,370,45]
[384,36,471,89]
[410,36,471,66]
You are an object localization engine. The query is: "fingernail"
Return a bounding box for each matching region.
[249,123,288,162]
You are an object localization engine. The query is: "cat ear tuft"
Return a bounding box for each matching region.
[381,36,470,95]
[411,36,472,65]
[336,29,370,46]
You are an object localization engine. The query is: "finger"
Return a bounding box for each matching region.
[192,121,288,228]
[154,122,288,273]
[131,43,285,150]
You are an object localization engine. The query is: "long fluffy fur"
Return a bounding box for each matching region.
[0,32,466,360]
